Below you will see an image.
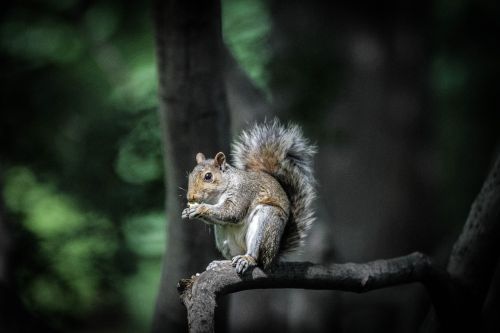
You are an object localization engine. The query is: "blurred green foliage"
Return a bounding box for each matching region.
[115,114,163,185]
[0,1,164,331]
[4,167,120,319]
[0,0,269,331]
[222,0,271,90]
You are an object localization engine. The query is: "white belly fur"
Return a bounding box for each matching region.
[214,205,264,258]
[214,224,247,258]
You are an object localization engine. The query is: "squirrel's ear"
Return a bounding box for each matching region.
[196,152,206,164]
[214,152,226,170]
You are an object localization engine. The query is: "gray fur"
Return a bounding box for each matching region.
[231,119,317,253]
[183,120,316,273]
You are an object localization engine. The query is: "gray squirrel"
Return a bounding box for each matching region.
[182,120,316,274]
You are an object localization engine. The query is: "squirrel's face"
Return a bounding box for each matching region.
[186,152,229,205]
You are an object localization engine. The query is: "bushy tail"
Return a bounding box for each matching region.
[231,119,316,253]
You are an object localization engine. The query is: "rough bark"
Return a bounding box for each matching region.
[447,154,500,302]
[179,253,448,333]
[442,153,500,330]
[152,0,230,332]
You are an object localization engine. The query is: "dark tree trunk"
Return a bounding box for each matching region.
[223,49,272,134]
[269,1,434,332]
[151,0,230,332]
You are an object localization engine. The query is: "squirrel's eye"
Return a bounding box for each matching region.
[204,172,213,181]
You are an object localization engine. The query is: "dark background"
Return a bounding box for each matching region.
[0,0,499,332]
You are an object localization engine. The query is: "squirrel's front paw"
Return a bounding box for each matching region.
[181,204,203,220]
[231,254,257,274]
[181,207,191,220]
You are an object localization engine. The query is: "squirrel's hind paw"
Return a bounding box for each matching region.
[231,254,257,274]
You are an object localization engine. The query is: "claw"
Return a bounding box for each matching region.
[181,205,201,220]
[231,255,241,266]
[181,208,189,220]
[230,254,256,274]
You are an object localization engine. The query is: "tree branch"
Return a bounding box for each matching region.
[425,152,500,332]
[420,152,500,333]
[178,252,449,333]
[447,153,500,303]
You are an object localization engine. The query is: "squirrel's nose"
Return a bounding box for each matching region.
[188,194,200,203]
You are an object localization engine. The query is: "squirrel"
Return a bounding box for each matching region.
[181,120,316,274]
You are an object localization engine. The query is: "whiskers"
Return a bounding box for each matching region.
[178,186,187,198]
